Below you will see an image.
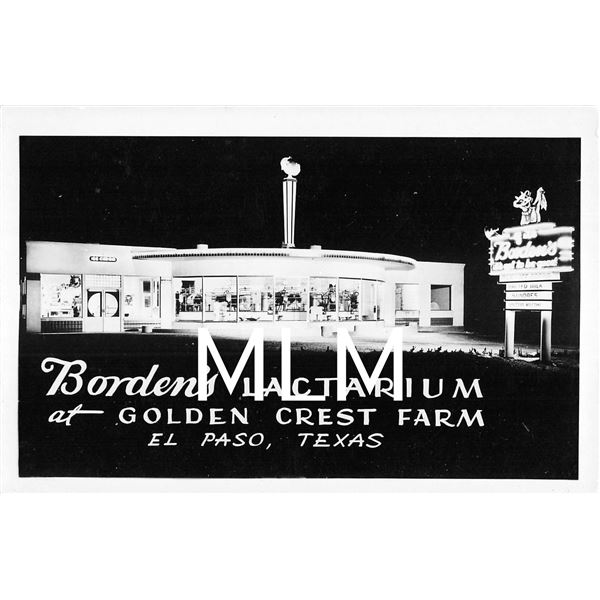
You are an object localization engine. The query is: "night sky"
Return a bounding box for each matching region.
[19,136,581,344]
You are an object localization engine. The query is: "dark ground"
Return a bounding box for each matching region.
[18,333,579,479]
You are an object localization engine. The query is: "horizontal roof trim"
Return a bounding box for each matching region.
[132,247,416,268]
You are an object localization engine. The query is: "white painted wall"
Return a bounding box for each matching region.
[387,261,465,327]
[26,241,173,278]
[160,278,173,328]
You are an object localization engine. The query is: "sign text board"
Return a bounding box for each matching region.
[499,272,561,283]
[504,282,554,291]
[505,300,553,311]
[505,291,553,301]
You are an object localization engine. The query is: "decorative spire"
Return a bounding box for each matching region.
[281,157,300,248]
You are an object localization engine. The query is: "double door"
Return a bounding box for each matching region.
[85,288,121,332]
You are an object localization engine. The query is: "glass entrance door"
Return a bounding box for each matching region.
[86,288,121,332]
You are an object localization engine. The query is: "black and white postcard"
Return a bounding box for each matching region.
[0,107,597,491]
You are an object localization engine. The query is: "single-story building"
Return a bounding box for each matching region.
[23,241,464,334]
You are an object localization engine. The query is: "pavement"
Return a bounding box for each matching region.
[146,322,578,358]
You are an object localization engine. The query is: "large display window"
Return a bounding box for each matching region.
[238,276,273,322]
[431,284,451,310]
[309,277,337,321]
[41,274,82,319]
[172,275,385,324]
[275,277,308,321]
[203,276,237,322]
[338,278,360,321]
[175,277,203,318]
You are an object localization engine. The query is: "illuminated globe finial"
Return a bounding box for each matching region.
[280,156,301,179]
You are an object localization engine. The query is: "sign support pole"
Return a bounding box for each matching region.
[540,310,552,363]
[504,309,515,358]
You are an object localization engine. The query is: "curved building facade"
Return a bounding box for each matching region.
[135,245,415,326]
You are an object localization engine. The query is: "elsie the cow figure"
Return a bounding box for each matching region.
[513,187,547,226]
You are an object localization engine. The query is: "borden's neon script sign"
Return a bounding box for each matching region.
[488,223,574,276]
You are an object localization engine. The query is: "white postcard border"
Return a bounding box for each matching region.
[1,106,597,492]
